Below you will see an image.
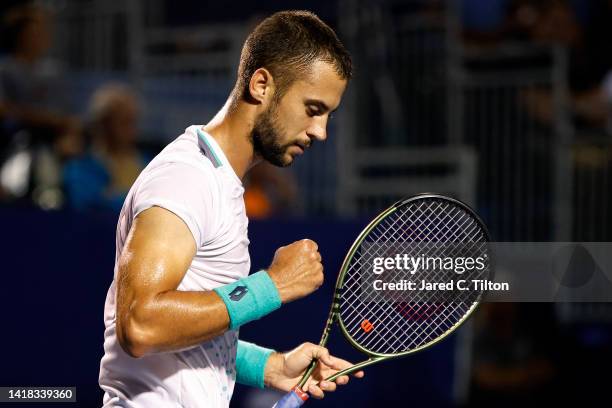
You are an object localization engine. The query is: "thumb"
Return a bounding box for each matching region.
[309,345,335,368]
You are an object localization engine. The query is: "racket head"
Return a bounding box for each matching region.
[334,193,491,358]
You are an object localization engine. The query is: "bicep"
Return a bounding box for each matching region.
[116,206,197,313]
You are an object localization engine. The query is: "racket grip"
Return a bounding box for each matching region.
[272,386,309,408]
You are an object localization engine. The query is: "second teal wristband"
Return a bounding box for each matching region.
[214,270,282,329]
[236,340,274,388]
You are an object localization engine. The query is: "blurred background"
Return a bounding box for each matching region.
[0,0,611,406]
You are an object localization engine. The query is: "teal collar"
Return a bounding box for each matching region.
[196,128,222,168]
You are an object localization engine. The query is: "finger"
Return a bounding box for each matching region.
[307,383,325,399]
[322,355,353,371]
[334,375,349,385]
[353,370,365,378]
[302,239,318,251]
[319,380,337,392]
[310,346,335,368]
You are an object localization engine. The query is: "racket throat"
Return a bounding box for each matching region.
[325,356,385,382]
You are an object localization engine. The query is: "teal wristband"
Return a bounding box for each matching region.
[214,270,281,330]
[235,340,274,388]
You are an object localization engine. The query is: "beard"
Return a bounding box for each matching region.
[251,103,292,167]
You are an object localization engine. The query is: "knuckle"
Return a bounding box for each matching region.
[302,239,317,250]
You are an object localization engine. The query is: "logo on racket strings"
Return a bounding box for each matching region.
[360,319,374,333]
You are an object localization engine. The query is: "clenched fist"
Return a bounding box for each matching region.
[267,239,324,303]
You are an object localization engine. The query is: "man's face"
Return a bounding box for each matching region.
[251,60,347,167]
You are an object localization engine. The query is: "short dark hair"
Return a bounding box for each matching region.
[234,10,352,104]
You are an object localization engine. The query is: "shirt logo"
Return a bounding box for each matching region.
[229,286,248,301]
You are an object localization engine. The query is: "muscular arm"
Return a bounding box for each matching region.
[115,206,230,358]
[116,205,324,358]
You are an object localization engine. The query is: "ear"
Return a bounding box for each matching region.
[248,68,274,104]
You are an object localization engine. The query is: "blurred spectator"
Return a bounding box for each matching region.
[244,162,298,219]
[462,0,582,47]
[484,0,612,130]
[63,83,147,212]
[0,3,81,206]
[506,0,582,46]
[568,0,612,130]
[0,3,82,154]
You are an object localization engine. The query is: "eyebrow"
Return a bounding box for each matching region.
[305,99,332,114]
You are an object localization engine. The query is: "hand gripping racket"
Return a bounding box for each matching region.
[273,194,491,407]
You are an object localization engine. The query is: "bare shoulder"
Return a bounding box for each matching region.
[128,206,197,258]
[116,206,197,297]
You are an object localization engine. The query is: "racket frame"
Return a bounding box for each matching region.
[297,193,490,387]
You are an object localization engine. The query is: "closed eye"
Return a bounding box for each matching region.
[304,99,330,117]
[307,105,322,117]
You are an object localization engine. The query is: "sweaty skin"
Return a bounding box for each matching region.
[115,206,228,357]
[114,59,358,396]
[116,207,324,357]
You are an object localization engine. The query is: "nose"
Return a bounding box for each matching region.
[306,116,328,142]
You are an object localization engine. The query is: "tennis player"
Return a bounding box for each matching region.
[99,10,361,407]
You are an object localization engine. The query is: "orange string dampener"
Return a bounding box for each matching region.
[360,319,374,333]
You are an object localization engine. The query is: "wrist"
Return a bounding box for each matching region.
[263,351,285,389]
[213,270,281,329]
[236,340,275,389]
[266,269,288,304]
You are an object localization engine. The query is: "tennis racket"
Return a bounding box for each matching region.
[273,193,491,407]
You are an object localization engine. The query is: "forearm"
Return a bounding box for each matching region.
[119,290,229,357]
[120,271,281,357]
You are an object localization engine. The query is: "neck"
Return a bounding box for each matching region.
[203,97,260,180]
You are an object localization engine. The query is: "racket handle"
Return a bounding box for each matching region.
[272,386,309,408]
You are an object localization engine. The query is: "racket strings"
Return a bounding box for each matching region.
[338,198,489,355]
[341,241,480,350]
